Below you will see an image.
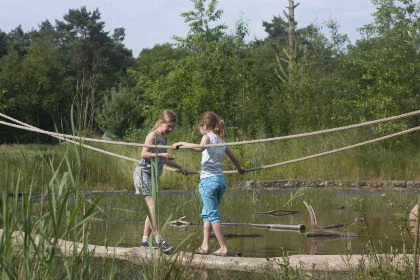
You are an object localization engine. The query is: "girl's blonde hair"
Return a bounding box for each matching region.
[153,110,178,129]
[198,111,226,139]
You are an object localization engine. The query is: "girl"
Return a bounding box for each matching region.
[172,111,245,256]
[134,110,187,252]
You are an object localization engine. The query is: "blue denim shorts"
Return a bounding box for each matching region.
[198,175,226,224]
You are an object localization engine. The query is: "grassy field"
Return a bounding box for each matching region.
[2,131,420,279]
[1,126,420,193]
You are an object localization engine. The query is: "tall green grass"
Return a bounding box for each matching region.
[1,126,420,193]
[0,146,207,279]
[0,147,106,279]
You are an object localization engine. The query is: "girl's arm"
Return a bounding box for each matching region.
[141,132,175,160]
[165,160,188,175]
[171,135,210,152]
[225,147,245,174]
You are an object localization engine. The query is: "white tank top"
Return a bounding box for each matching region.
[200,133,226,178]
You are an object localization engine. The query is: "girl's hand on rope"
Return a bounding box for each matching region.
[160,153,176,160]
[179,166,188,176]
[171,143,183,150]
[237,167,246,174]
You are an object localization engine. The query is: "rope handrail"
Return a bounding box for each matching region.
[0,118,180,171]
[1,110,420,148]
[223,126,420,174]
[1,117,419,175]
[0,119,141,163]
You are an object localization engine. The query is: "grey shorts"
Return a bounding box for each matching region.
[133,166,161,196]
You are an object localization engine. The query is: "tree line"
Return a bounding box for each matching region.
[0,0,419,143]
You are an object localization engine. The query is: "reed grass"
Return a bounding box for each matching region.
[1,126,420,193]
[0,147,104,279]
[0,147,208,279]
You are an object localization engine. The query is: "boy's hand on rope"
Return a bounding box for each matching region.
[160,153,176,160]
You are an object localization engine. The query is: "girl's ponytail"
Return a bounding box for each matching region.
[215,119,226,139]
[198,111,226,139]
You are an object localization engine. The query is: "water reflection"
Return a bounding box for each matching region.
[86,188,418,258]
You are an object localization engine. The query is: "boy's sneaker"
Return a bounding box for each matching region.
[158,239,173,252]
[141,239,157,248]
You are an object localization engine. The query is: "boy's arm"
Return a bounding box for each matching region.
[171,135,210,152]
[141,133,175,160]
[225,147,245,174]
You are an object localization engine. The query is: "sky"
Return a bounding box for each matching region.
[0,0,378,57]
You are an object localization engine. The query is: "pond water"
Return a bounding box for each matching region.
[87,188,419,258]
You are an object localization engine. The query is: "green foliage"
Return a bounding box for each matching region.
[262,15,289,40]
[174,0,227,52]
[337,0,420,130]
[0,89,5,112]
[0,150,105,279]
[1,0,420,149]
[0,7,135,143]
[138,0,259,130]
[96,85,144,139]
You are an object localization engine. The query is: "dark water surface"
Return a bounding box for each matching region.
[87,188,419,258]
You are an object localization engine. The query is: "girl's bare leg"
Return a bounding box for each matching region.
[212,222,228,254]
[143,196,159,237]
[143,216,151,237]
[200,221,212,252]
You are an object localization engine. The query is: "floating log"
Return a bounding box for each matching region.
[221,222,305,232]
[210,233,262,240]
[305,232,358,238]
[169,216,306,232]
[169,216,196,227]
[323,223,349,230]
[253,209,300,217]
[0,229,412,273]
[303,201,358,238]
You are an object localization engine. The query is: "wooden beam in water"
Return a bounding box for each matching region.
[0,229,412,273]
[169,216,306,232]
[221,222,306,233]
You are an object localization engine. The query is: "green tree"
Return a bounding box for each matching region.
[174,0,227,53]
[96,85,144,139]
[141,1,252,128]
[338,0,420,129]
[56,7,134,130]
[0,24,70,142]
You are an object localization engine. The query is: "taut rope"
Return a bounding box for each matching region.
[1,110,420,148]
[1,112,420,174]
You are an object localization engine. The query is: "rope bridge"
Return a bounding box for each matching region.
[1,111,420,174]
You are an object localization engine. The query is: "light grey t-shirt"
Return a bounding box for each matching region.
[200,133,226,179]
